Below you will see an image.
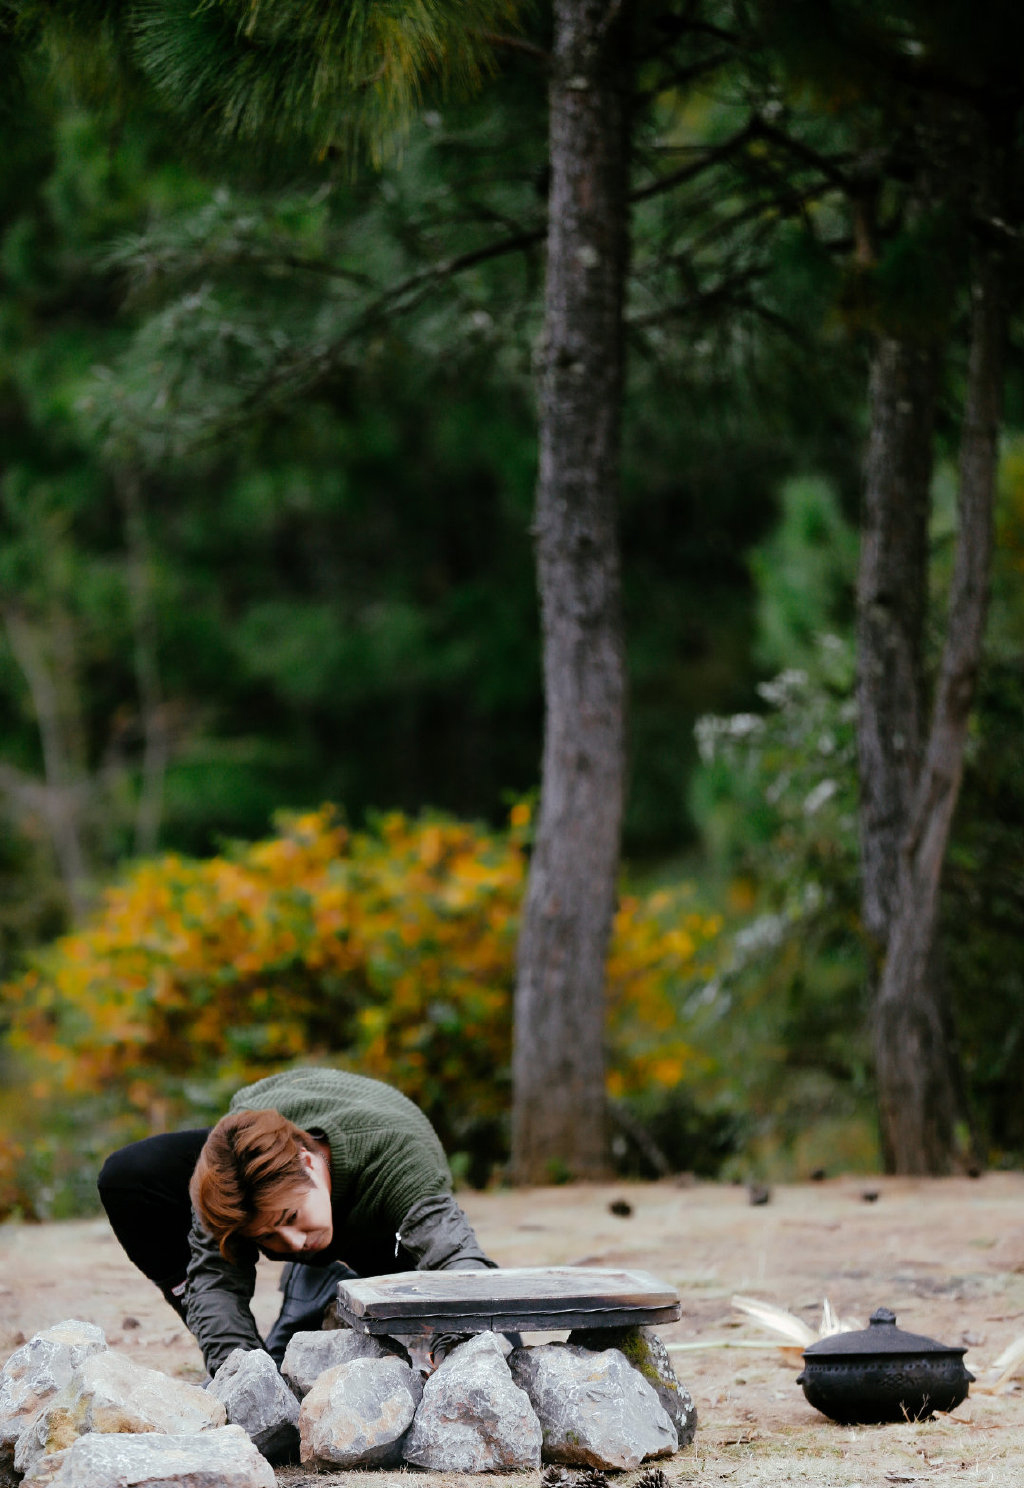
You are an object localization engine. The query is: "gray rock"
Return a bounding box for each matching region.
[403,1331,542,1473]
[281,1328,408,1400]
[18,1425,275,1488]
[15,1350,226,1474]
[510,1341,677,1469]
[207,1348,299,1460]
[299,1354,422,1469]
[568,1325,698,1446]
[13,1446,69,1488]
[0,1320,107,1471]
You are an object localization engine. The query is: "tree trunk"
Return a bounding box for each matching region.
[511,0,631,1182]
[872,232,1005,1174]
[119,470,168,858]
[1,605,91,920]
[856,338,936,953]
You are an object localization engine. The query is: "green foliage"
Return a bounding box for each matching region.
[938,444,1024,1162]
[0,79,546,935]
[689,635,875,1176]
[749,475,857,672]
[1,41,872,942]
[947,658,1024,1162]
[688,438,1024,1176]
[0,804,67,984]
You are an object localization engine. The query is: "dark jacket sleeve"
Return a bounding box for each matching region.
[396,1193,497,1271]
[184,1213,264,1375]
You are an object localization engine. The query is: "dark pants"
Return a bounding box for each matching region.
[98,1129,210,1315]
[97,1129,359,1364]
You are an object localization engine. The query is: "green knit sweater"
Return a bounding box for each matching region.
[229,1066,452,1252]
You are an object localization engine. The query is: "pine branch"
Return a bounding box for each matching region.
[98,98,840,456]
[679,179,837,261]
[477,30,549,65]
[631,120,761,205]
[125,0,528,163]
[635,50,733,101]
[749,118,856,193]
[628,267,768,331]
[113,240,375,291]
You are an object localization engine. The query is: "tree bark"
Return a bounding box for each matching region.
[511,0,631,1182]
[872,230,1005,1174]
[119,470,168,858]
[1,606,91,920]
[856,338,936,953]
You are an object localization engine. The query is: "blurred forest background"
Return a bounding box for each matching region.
[1,0,1023,1218]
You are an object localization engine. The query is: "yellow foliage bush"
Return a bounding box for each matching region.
[2,804,719,1202]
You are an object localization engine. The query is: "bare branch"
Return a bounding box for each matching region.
[599,0,624,39]
[630,120,760,205]
[628,266,766,329]
[749,118,856,193]
[635,51,732,101]
[477,30,550,64]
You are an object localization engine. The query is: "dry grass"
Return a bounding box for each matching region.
[3,1172,1024,1486]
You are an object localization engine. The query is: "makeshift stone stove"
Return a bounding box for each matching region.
[0,1267,697,1487]
[312,1265,696,1472]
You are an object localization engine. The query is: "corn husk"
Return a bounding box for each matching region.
[986,1332,1024,1391]
[732,1294,817,1347]
[732,1294,860,1346]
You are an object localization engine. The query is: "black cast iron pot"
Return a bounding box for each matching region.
[796,1307,974,1425]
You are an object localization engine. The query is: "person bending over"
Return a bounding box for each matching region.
[98,1066,494,1377]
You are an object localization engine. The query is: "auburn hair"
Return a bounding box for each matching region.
[189,1108,317,1262]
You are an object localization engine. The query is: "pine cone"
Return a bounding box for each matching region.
[634,1468,668,1488]
[541,1469,575,1488]
[575,1469,610,1488]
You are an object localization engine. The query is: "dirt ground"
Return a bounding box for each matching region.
[3,1172,1024,1487]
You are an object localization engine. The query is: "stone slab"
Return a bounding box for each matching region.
[334,1266,680,1335]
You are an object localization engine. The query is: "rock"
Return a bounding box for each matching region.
[320,1298,348,1330]
[568,1326,698,1446]
[19,1425,275,1488]
[15,1350,226,1474]
[281,1328,409,1399]
[510,1342,677,1470]
[0,1321,107,1474]
[299,1354,422,1469]
[207,1348,299,1461]
[14,1446,69,1488]
[403,1331,542,1473]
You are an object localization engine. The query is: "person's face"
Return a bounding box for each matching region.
[246,1147,333,1256]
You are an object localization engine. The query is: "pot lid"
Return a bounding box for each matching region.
[803,1307,966,1358]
